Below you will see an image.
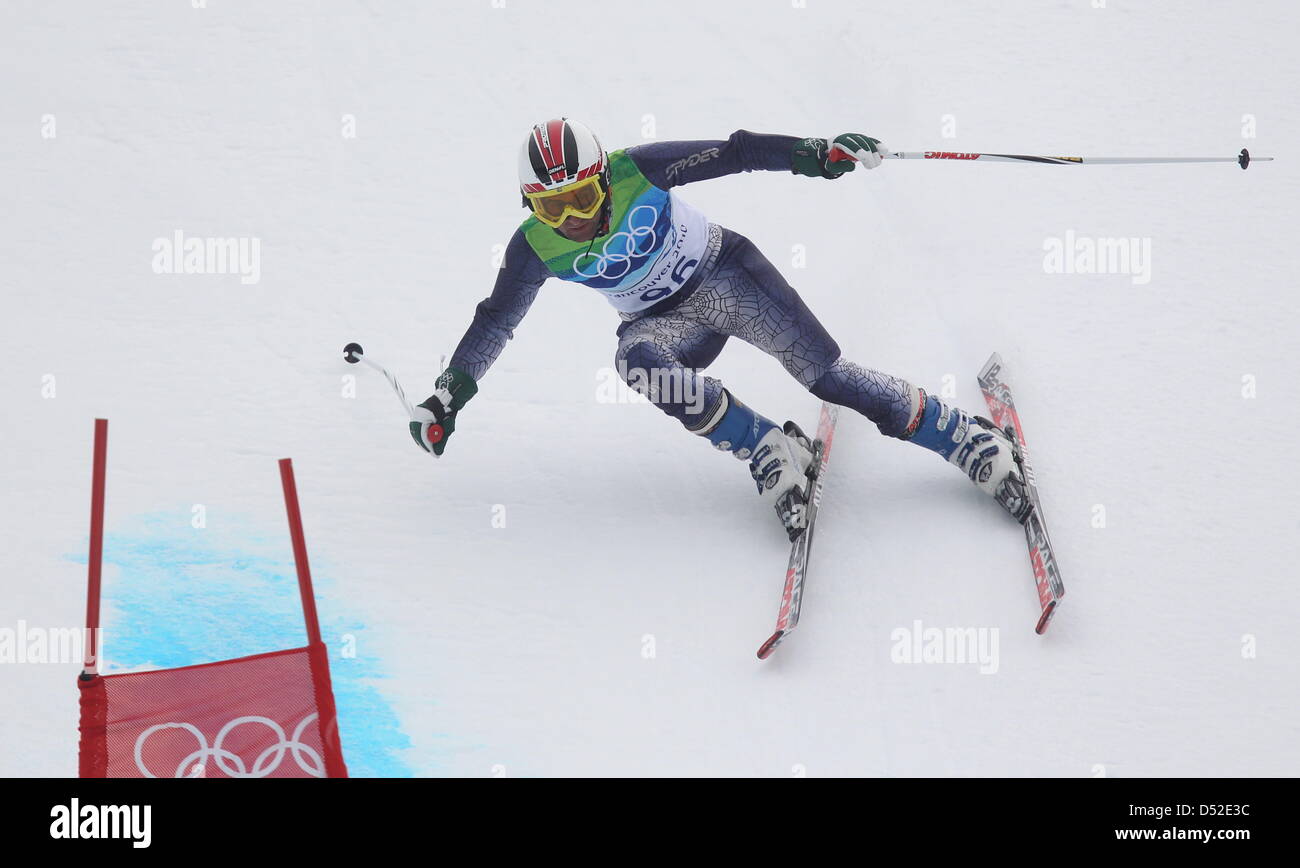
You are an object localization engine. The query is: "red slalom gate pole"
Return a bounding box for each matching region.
[278,458,323,647]
[82,419,108,678]
[279,458,349,777]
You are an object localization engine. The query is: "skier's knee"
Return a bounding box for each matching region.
[618,340,660,374]
[809,367,835,402]
[617,340,667,396]
[616,340,713,426]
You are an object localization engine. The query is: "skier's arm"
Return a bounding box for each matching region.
[449,228,551,381]
[626,129,888,188]
[625,130,799,188]
[411,229,550,455]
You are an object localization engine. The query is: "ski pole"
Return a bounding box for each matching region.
[875,147,1271,169]
[342,342,445,454]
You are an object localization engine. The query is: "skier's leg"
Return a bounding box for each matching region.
[692,229,919,434]
[694,229,1029,520]
[615,308,815,536]
[615,313,781,455]
[613,313,729,432]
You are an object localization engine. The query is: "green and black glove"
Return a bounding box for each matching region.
[410,366,478,456]
[792,133,887,179]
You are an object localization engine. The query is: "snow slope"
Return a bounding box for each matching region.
[2,0,1297,777]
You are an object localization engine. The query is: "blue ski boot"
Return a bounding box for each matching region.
[901,390,1032,523]
[694,389,815,539]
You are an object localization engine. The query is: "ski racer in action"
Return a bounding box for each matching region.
[412,118,1031,539]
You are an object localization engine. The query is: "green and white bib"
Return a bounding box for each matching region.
[520,149,711,313]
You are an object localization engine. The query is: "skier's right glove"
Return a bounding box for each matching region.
[410,366,478,456]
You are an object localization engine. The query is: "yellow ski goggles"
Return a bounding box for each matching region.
[524,175,606,228]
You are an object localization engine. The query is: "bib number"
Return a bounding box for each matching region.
[638,257,700,304]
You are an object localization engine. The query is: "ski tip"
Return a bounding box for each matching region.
[979,351,1003,379]
[757,631,784,660]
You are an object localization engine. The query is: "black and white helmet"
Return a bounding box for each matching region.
[518,118,607,199]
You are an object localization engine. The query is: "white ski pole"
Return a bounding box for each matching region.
[876,147,1271,169]
[343,342,445,456]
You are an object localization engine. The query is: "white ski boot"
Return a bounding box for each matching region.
[950,415,1033,523]
[749,422,817,540]
[692,388,819,539]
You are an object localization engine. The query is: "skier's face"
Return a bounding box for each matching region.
[556,188,607,242]
[558,212,601,242]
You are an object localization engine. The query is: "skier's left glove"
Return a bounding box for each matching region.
[410,366,478,456]
[792,133,887,179]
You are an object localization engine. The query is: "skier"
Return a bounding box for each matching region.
[412,118,1031,538]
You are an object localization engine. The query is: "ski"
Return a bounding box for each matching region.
[976,353,1065,634]
[757,403,839,659]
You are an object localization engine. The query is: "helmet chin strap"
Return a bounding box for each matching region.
[592,168,611,237]
[594,169,613,236]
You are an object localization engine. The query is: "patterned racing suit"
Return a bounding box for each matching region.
[450,130,922,440]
